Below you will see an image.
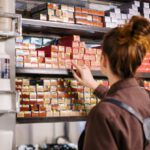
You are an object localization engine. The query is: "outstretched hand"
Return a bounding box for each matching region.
[72,63,99,90]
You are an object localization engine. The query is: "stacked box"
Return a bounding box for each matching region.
[74,7,104,27]
[143,80,150,91]
[104,1,147,28]
[30,3,105,27]
[137,52,150,73]
[16,78,108,118]
[140,2,150,19]
[16,35,102,71]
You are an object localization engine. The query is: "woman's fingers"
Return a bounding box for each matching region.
[72,70,84,85]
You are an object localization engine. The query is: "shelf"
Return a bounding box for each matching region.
[16,68,106,78]
[0,91,16,95]
[17,116,87,123]
[22,18,110,39]
[136,72,150,79]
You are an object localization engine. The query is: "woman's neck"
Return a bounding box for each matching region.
[108,74,122,87]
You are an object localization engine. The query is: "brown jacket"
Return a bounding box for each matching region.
[83,78,150,150]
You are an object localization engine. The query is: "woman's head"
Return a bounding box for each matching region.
[101,16,150,79]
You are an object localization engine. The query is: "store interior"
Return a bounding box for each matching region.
[0,0,150,149]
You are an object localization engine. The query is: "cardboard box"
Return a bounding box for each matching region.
[65,47,72,53]
[17,112,24,118]
[38,57,45,63]
[72,48,79,54]
[31,111,39,117]
[38,51,45,57]
[39,111,46,117]
[37,99,44,105]
[77,60,84,66]
[58,46,65,52]
[58,52,65,59]
[16,61,24,68]
[24,111,32,118]
[72,41,79,48]
[51,45,59,52]
[75,7,82,13]
[38,63,46,68]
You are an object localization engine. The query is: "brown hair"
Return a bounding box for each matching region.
[102,16,150,79]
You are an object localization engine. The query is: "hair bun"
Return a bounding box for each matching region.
[129,16,150,37]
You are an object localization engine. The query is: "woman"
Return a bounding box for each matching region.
[72,16,150,150]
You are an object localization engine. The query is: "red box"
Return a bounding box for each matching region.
[45,57,51,64]
[38,57,45,63]
[82,8,88,14]
[66,47,72,53]
[77,60,84,66]
[92,16,102,22]
[51,52,58,58]
[79,48,84,54]
[39,111,46,117]
[75,7,82,13]
[64,53,71,59]
[85,48,95,54]
[24,112,31,118]
[31,111,39,117]
[52,62,59,68]
[51,45,59,52]
[89,55,96,61]
[58,52,65,59]
[72,41,79,48]
[58,60,66,69]
[65,62,71,69]
[72,54,83,59]
[39,105,46,111]
[59,46,65,52]
[85,60,91,67]
[39,63,46,68]
[84,54,90,60]
[96,49,102,54]
[79,42,86,48]
[38,51,45,57]
[73,48,79,54]
[30,51,37,57]
[20,106,30,111]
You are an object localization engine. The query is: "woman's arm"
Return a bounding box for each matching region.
[72,63,108,99]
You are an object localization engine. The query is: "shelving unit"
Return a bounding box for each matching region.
[22,18,110,39]
[17,116,87,124]
[16,68,106,78]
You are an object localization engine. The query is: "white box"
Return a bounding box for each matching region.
[104,16,111,22]
[134,1,140,7]
[121,13,128,19]
[143,8,150,15]
[116,13,121,19]
[129,8,138,15]
[114,8,121,14]
[128,14,134,19]
[111,18,118,23]
[144,2,150,8]
[144,14,150,19]
[132,4,138,10]
[110,12,116,18]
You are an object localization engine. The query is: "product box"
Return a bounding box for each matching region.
[65,47,72,53]
[78,47,84,54]
[75,7,82,13]
[16,61,24,68]
[17,112,24,118]
[24,111,32,118]
[39,111,46,117]
[32,111,39,117]
[38,63,46,68]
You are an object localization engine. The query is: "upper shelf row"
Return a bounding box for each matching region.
[22,18,110,39]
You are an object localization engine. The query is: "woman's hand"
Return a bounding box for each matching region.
[72,63,99,90]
